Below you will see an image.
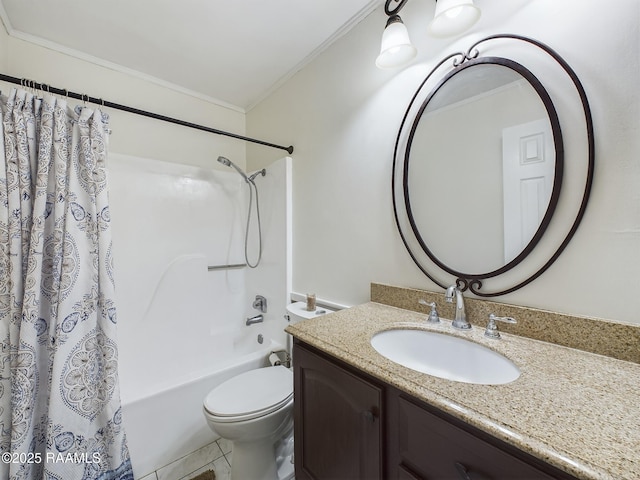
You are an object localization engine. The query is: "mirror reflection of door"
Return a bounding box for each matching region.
[502,119,554,263]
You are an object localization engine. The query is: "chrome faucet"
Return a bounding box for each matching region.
[246,314,263,326]
[445,285,471,330]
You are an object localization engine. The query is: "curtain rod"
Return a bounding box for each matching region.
[0,73,294,155]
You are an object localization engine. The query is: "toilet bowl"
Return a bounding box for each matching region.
[203,365,294,480]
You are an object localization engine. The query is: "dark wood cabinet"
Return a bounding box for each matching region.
[293,341,383,480]
[387,395,570,479]
[294,339,578,480]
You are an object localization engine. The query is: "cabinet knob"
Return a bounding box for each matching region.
[454,462,472,480]
[362,410,375,423]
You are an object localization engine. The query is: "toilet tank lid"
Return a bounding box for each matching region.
[204,366,292,416]
[286,301,335,320]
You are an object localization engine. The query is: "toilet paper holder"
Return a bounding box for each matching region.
[270,350,291,369]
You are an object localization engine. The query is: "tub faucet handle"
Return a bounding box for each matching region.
[253,295,267,313]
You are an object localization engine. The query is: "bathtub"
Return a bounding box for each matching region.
[122,333,283,478]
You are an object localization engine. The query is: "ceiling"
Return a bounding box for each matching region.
[0,0,382,111]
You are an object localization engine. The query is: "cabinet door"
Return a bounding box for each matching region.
[293,342,383,480]
[392,395,567,480]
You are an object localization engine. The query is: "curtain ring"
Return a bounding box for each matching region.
[40,83,50,101]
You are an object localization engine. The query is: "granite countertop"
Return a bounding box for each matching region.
[286,302,640,480]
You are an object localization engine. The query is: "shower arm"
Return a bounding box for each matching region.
[248,169,266,183]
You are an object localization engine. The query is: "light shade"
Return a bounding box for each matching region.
[428,0,481,37]
[376,15,417,69]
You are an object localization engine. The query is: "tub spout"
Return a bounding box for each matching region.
[246,314,263,326]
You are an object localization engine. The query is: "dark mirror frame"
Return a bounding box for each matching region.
[405,57,564,278]
[392,34,594,297]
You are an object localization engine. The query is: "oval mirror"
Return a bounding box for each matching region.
[404,58,563,278]
[392,35,594,297]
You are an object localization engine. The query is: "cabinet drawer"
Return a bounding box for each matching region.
[397,396,557,480]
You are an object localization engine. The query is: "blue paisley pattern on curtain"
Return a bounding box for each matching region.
[0,89,132,480]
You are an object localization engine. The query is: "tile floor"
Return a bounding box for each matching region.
[138,438,232,480]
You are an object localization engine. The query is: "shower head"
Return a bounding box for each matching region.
[217,156,231,167]
[217,156,249,183]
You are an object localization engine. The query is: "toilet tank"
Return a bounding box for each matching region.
[286,301,335,324]
[285,301,335,362]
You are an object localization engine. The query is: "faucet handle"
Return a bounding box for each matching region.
[419,299,440,323]
[484,313,517,339]
[253,295,267,313]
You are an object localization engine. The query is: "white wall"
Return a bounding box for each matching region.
[0,28,246,170]
[0,25,7,71]
[247,0,640,325]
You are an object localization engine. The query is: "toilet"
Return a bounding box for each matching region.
[202,301,334,480]
[203,366,293,480]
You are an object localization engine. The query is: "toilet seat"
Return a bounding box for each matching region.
[204,366,293,422]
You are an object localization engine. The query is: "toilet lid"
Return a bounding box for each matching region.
[204,366,293,417]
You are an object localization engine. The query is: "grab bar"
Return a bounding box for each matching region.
[207,263,247,271]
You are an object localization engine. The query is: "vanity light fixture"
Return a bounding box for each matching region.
[375,13,417,69]
[429,0,481,37]
[376,0,481,69]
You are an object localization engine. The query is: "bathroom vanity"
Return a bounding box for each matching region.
[294,341,576,479]
[287,302,640,480]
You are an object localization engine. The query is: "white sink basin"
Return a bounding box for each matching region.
[371,329,520,385]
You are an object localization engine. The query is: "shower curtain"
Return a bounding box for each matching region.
[0,89,132,480]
